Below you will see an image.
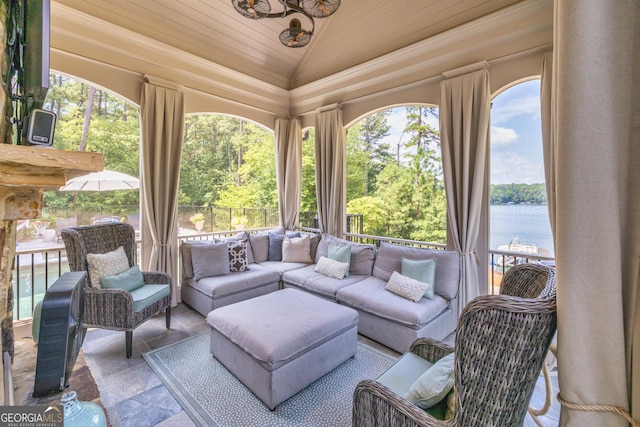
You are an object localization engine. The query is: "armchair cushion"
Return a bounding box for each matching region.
[404,352,455,410]
[101,265,145,292]
[86,246,130,288]
[130,284,171,312]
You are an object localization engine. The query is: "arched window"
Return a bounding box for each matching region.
[180,114,277,231]
[344,106,446,243]
[42,72,140,222]
[490,79,554,270]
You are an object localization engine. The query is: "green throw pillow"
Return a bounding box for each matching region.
[101,265,145,292]
[402,258,437,299]
[328,244,351,277]
[404,352,455,410]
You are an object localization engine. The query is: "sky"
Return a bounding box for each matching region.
[377,79,544,185]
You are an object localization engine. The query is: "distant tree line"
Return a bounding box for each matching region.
[490,183,547,205]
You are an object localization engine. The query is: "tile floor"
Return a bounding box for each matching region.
[81,303,560,427]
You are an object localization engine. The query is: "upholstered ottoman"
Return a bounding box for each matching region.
[206,288,359,410]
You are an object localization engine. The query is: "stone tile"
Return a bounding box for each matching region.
[83,333,148,379]
[115,384,182,427]
[154,410,197,427]
[100,363,162,405]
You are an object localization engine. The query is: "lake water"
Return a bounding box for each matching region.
[490,204,554,256]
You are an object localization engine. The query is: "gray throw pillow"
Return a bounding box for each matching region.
[181,240,216,279]
[191,242,230,281]
[248,233,269,263]
[268,233,286,261]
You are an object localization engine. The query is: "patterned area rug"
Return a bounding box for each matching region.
[143,333,396,427]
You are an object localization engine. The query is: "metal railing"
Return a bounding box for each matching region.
[13,229,554,321]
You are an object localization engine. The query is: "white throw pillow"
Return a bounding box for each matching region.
[314,256,349,280]
[385,271,431,302]
[282,234,313,263]
[86,246,130,288]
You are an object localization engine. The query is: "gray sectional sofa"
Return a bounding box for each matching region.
[180,229,462,353]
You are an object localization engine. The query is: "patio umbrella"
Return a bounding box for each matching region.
[60,170,140,219]
[60,170,140,192]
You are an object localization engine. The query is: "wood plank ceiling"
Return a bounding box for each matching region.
[52,0,526,90]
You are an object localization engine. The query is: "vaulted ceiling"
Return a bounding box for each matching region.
[52,0,533,90]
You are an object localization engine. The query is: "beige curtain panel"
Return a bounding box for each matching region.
[540,53,557,246]
[275,118,302,230]
[439,68,490,313]
[139,82,185,306]
[315,107,346,237]
[554,1,639,426]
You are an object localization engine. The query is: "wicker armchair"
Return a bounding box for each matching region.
[61,222,172,358]
[499,262,557,425]
[353,289,557,426]
[499,262,556,299]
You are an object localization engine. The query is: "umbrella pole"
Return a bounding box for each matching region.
[73,191,77,221]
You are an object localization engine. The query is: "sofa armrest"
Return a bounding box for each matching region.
[409,337,454,364]
[353,379,448,427]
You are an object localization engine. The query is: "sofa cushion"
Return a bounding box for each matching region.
[315,234,376,276]
[336,277,449,329]
[283,265,370,300]
[282,234,313,263]
[181,240,217,279]
[386,271,432,302]
[190,264,280,299]
[129,284,171,312]
[373,242,460,300]
[101,265,145,292]
[402,258,437,299]
[191,242,230,281]
[315,256,350,280]
[258,260,309,274]
[86,246,130,288]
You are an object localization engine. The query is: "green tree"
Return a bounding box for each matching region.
[346,110,392,200]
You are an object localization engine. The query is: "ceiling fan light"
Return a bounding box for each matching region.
[232,0,271,19]
[299,0,340,18]
[279,18,311,47]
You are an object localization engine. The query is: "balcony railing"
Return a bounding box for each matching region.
[12,227,554,322]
